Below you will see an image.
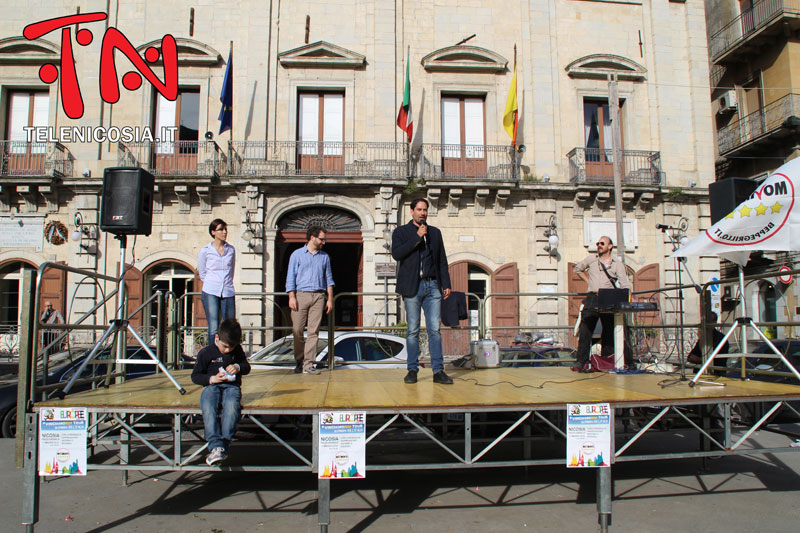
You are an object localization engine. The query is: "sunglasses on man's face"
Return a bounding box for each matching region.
[596,242,608,247]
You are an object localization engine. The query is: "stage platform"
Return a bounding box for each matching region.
[35,366,800,414]
[25,367,800,532]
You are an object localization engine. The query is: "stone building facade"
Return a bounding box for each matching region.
[705,0,799,340]
[0,1,717,355]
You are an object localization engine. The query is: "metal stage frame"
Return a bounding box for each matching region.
[20,367,800,533]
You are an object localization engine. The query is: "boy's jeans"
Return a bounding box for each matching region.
[200,383,241,452]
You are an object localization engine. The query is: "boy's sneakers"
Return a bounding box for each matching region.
[303,366,321,375]
[205,447,226,466]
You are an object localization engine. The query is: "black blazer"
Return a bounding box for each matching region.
[391,220,451,297]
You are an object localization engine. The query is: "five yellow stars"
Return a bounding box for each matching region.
[727,202,783,219]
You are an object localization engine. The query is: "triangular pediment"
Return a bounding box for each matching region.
[0,36,59,65]
[566,54,646,81]
[421,45,507,73]
[136,38,222,66]
[279,41,366,69]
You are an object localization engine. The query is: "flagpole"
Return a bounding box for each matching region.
[229,40,233,138]
[512,44,517,149]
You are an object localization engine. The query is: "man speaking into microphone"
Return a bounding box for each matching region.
[392,198,453,385]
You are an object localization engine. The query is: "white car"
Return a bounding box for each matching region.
[249,331,408,369]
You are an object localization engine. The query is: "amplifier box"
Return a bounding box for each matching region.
[470,340,500,368]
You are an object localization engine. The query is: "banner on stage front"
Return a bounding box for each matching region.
[38,407,88,476]
[567,403,611,468]
[318,411,365,479]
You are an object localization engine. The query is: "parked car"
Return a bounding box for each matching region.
[724,339,800,422]
[0,346,194,438]
[249,331,407,369]
[723,339,800,379]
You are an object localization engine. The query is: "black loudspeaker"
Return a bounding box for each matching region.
[100,167,155,235]
[709,177,758,224]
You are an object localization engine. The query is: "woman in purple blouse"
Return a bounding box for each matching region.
[197,218,236,341]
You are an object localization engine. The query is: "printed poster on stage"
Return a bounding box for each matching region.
[38,407,88,476]
[318,411,365,479]
[566,403,611,468]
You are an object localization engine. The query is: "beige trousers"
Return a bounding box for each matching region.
[291,291,325,371]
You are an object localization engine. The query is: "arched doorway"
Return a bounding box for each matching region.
[143,261,198,353]
[443,261,493,356]
[0,260,38,355]
[274,206,363,339]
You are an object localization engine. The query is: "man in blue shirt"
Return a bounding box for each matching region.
[286,226,335,374]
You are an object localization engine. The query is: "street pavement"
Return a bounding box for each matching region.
[3,427,800,532]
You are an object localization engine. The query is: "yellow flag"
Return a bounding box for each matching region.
[503,66,518,143]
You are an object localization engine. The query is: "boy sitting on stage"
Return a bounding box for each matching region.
[191,318,251,466]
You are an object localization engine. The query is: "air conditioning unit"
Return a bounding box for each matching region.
[717,90,738,114]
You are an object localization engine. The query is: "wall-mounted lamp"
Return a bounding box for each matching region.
[543,215,559,258]
[71,211,97,254]
[382,227,392,250]
[242,211,264,253]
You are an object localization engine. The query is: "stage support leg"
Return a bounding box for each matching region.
[173,413,182,466]
[121,414,130,486]
[21,413,40,532]
[597,467,612,532]
[318,478,330,532]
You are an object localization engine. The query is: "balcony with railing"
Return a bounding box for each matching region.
[0,141,73,179]
[415,143,516,182]
[717,93,800,155]
[567,147,663,186]
[709,0,800,63]
[228,141,409,179]
[117,141,227,178]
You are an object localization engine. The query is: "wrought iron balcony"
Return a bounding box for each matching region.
[117,141,227,178]
[415,143,516,182]
[717,93,800,155]
[567,147,663,186]
[0,141,73,178]
[709,0,800,63]
[228,141,409,178]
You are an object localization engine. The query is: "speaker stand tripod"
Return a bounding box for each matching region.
[689,264,800,387]
[63,234,186,395]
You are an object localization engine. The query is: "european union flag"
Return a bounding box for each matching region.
[218,49,233,134]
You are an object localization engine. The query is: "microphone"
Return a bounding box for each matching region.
[420,219,428,247]
[656,224,673,230]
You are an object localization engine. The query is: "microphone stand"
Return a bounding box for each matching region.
[658,226,709,388]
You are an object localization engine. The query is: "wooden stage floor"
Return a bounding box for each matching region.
[36,367,800,414]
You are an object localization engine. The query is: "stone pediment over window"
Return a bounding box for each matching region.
[421,46,507,73]
[566,54,646,81]
[0,36,59,65]
[279,41,366,69]
[136,38,221,66]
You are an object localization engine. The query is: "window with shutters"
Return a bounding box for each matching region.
[297,91,344,175]
[441,95,486,178]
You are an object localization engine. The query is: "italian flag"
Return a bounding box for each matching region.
[396,50,413,142]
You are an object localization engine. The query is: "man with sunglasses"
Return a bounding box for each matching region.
[287,225,335,375]
[572,236,632,372]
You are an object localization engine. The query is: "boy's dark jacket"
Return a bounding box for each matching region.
[191,343,251,387]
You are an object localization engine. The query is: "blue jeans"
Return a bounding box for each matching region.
[200,383,242,452]
[201,292,236,341]
[404,279,443,373]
